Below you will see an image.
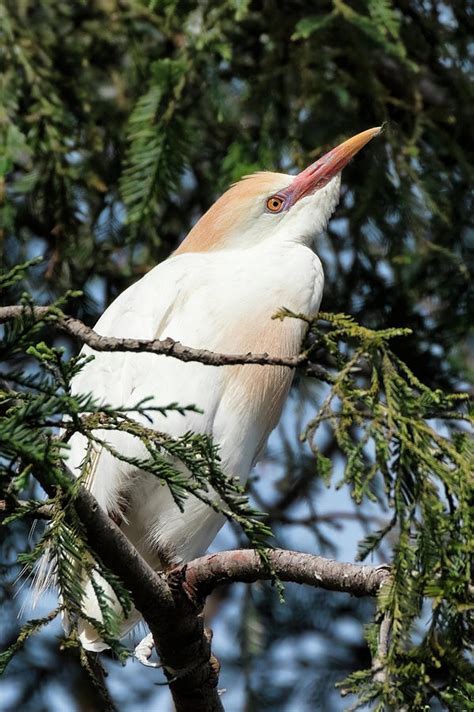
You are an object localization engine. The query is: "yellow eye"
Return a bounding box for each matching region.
[266,195,284,213]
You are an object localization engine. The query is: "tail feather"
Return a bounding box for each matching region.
[31,546,56,606]
[77,573,142,652]
[31,545,142,651]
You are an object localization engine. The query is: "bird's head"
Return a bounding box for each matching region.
[176,127,382,254]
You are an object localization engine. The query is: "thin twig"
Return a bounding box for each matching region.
[0,305,331,380]
[372,611,393,685]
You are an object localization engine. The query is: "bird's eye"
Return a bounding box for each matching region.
[266,195,284,213]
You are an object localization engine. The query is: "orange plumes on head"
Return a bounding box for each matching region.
[175,172,288,254]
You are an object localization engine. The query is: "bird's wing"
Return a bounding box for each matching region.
[67,252,215,510]
[71,254,191,402]
[65,253,228,651]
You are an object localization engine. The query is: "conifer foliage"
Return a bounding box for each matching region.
[1,1,472,710]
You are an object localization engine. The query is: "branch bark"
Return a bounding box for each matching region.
[32,463,224,712]
[71,488,391,711]
[179,549,390,600]
[12,469,390,711]
[0,304,330,380]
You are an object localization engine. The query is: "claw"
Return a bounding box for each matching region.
[134,632,162,668]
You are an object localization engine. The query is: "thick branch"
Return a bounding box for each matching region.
[9,476,390,711]
[33,467,224,712]
[180,549,390,601]
[0,305,330,379]
[74,492,225,711]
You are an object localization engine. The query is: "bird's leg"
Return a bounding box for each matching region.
[134,632,162,668]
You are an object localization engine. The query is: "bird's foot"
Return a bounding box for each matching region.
[134,632,162,668]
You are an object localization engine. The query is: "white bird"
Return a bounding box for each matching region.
[65,127,381,652]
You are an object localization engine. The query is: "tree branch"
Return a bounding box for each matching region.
[177,549,390,601]
[69,488,391,710]
[8,468,390,710]
[31,465,224,711]
[0,305,330,380]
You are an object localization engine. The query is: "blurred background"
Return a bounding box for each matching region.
[1,0,472,710]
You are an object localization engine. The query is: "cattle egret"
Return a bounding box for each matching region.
[65,127,381,653]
